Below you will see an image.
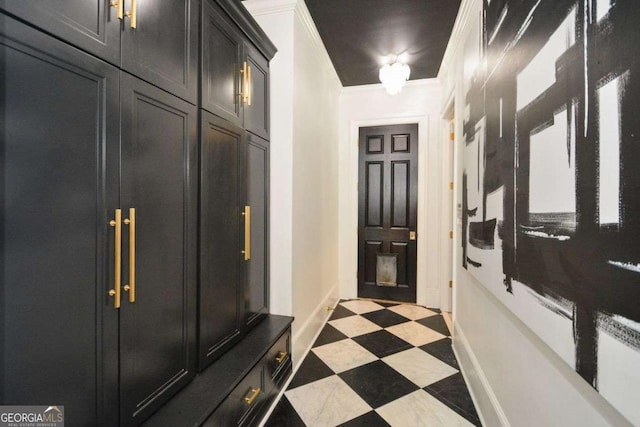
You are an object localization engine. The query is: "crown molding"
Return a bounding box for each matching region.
[341,78,440,95]
[437,0,482,81]
[242,0,297,17]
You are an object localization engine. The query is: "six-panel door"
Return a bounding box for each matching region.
[358,124,419,303]
[0,16,120,426]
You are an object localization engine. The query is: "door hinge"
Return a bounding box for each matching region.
[449,280,453,288]
[449,181,454,190]
[449,231,453,239]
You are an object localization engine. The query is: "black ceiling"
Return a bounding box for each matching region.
[303,0,461,87]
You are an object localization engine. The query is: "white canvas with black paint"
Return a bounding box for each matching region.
[461,0,640,423]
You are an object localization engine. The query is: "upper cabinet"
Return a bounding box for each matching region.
[0,0,121,63]
[120,0,198,104]
[0,0,199,104]
[201,0,275,140]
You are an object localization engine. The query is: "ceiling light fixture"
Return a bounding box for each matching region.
[379,56,411,95]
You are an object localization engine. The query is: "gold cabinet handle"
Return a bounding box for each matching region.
[247,64,252,106]
[110,0,124,20]
[109,209,122,309]
[241,61,250,105]
[241,205,251,261]
[244,388,261,405]
[125,0,137,28]
[123,208,136,303]
[275,351,288,364]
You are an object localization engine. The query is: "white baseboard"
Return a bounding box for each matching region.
[258,282,339,426]
[453,321,510,427]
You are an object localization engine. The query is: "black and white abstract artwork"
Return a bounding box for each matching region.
[461,0,640,423]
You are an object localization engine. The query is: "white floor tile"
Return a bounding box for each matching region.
[340,299,385,314]
[329,315,382,337]
[386,321,446,346]
[388,304,438,320]
[383,347,458,387]
[376,390,475,426]
[312,339,378,373]
[285,375,371,427]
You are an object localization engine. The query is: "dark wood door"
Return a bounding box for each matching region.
[119,73,198,425]
[0,16,120,426]
[244,43,270,140]
[121,0,198,104]
[244,133,269,328]
[0,0,121,64]
[358,124,419,303]
[201,0,244,126]
[199,111,245,370]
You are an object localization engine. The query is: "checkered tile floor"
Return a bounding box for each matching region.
[265,300,481,426]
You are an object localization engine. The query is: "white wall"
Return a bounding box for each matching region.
[338,81,444,308]
[245,0,341,368]
[439,0,634,425]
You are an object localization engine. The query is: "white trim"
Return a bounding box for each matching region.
[346,115,433,307]
[341,78,440,95]
[453,320,510,427]
[438,0,483,81]
[291,281,340,370]
[242,0,297,17]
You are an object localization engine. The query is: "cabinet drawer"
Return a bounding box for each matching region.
[204,365,265,427]
[265,329,291,387]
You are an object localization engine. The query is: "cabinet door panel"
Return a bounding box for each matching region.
[202,0,244,126]
[0,16,119,426]
[245,134,269,328]
[244,44,270,140]
[121,0,198,104]
[0,0,121,64]
[119,74,197,426]
[199,111,244,370]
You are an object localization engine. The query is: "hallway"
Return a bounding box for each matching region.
[265,300,480,426]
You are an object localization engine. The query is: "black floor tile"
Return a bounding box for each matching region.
[352,330,412,358]
[362,309,410,328]
[339,360,419,409]
[288,352,335,390]
[264,395,306,427]
[338,410,390,426]
[377,301,400,308]
[427,307,442,313]
[425,373,481,426]
[330,304,357,320]
[419,338,458,369]
[313,323,348,347]
[416,315,450,336]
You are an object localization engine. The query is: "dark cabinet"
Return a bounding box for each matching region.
[1,16,197,426]
[0,0,199,104]
[199,111,245,369]
[119,74,198,425]
[1,15,120,427]
[202,0,245,126]
[245,133,270,328]
[120,0,199,104]
[0,0,121,63]
[201,0,272,139]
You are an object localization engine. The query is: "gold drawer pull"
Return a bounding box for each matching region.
[125,0,137,29]
[275,351,288,364]
[244,387,261,405]
[242,205,251,261]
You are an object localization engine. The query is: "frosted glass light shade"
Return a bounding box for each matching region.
[379,62,411,95]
